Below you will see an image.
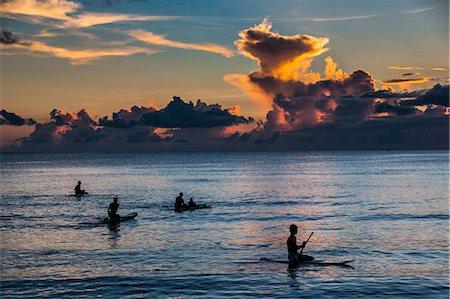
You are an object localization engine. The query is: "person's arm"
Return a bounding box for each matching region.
[297,241,307,250]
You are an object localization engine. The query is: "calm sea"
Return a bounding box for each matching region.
[0,151,448,298]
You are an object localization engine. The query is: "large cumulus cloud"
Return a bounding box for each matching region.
[224,19,449,133]
[234,18,329,81]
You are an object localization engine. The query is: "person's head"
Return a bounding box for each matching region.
[189,198,193,202]
[113,196,118,203]
[179,192,183,197]
[289,224,298,235]
[77,181,81,185]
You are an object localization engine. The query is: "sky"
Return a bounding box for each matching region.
[0,0,449,151]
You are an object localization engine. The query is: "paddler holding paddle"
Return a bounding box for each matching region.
[287,224,314,264]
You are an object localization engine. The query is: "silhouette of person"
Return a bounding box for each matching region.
[108,196,120,223]
[74,181,85,196]
[287,224,314,265]
[175,192,187,209]
[188,197,197,208]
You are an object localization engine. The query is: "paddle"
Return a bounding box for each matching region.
[299,232,314,255]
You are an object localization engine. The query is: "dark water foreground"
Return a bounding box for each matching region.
[0,151,448,298]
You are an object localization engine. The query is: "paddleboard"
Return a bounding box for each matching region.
[260,257,353,267]
[69,192,89,197]
[174,204,211,212]
[102,212,138,224]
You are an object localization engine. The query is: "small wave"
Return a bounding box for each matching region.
[354,213,449,222]
[326,194,354,199]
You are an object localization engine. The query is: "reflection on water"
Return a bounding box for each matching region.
[108,229,121,247]
[0,151,448,298]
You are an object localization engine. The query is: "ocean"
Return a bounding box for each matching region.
[0,151,448,298]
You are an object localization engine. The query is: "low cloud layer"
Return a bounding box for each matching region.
[3,97,254,150]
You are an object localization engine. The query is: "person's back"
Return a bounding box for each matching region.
[175,192,185,209]
[75,181,83,195]
[108,197,120,222]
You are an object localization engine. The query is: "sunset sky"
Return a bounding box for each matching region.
[0,0,448,151]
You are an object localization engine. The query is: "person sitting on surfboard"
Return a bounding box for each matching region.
[175,192,187,209]
[74,181,86,196]
[188,197,197,208]
[108,197,120,223]
[287,224,314,264]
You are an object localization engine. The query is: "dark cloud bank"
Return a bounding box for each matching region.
[1,93,448,152]
[1,21,448,152]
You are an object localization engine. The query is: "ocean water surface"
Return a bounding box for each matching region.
[0,151,448,298]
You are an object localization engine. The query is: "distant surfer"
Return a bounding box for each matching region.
[287,224,314,265]
[188,197,197,208]
[108,197,120,223]
[175,192,187,209]
[74,181,86,196]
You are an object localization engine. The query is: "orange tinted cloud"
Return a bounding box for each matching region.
[388,65,424,70]
[62,13,178,29]
[0,0,177,28]
[1,39,157,64]
[234,18,328,81]
[432,67,447,71]
[324,56,348,80]
[129,30,234,57]
[0,0,79,21]
[388,66,413,70]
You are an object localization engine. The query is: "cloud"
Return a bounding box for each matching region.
[234,18,329,81]
[0,0,178,28]
[98,105,157,128]
[311,14,377,22]
[3,96,448,152]
[381,77,429,84]
[62,13,178,29]
[0,30,157,64]
[18,106,163,145]
[388,66,424,70]
[399,84,449,107]
[374,102,420,116]
[0,109,36,126]
[4,96,253,151]
[361,89,421,99]
[224,20,449,134]
[402,72,420,77]
[0,0,80,21]
[432,67,447,71]
[129,30,234,57]
[225,19,378,131]
[140,97,253,127]
[0,30,31,46]
[400,6,439,14]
